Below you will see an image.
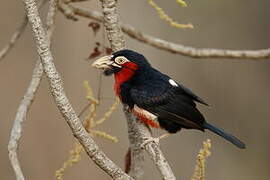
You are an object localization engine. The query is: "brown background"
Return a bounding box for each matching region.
[1,0,270,179]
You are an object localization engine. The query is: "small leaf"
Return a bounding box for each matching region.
[88,21,101,35]
[88,47,102,59]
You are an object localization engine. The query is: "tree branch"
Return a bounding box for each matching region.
[126,117,144,180]
[0,17,27,62]
[8,60,43,180]
[0,0,47,62]
[64,5,270,60]
[99,0,126,52]
[19,0,132,179]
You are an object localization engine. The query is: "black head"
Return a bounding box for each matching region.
[92,49,152,76]
[112,49,151,68]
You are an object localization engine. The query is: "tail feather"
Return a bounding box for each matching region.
[203,122,246,149]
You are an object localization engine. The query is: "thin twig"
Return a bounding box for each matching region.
[0,0,47,62]
[58,0,78,21]
[8,61,43,180]
[20,0,132,179]
[78,102,91,118]
[65,5,270,60]
[8,0,57,179]
[0,17,27,62]
[64,0,91,3]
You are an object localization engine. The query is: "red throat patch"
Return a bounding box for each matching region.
[114,62,138,97]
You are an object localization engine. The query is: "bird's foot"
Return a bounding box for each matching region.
[140,137,160,149]
[140,133,170,149]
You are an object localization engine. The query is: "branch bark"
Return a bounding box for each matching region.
[18,0,132,179]
[65,5,270,60]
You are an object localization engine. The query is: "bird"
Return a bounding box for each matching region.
[91,49,246,149]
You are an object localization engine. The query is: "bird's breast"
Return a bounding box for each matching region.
[114,68,136,97]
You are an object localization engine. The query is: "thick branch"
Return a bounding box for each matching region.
[19,0,131,179]
[99,0,126,52]
[66,5,270,60]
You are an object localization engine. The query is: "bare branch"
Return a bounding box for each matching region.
[58,0,78,21]
[66,5,270,60]
[125,110,145,180]
[99,0,126,52]
[8,61,43,180]
[0,0,47,62]
[64,0,91,3]
[19,0,132,179]
[46,0,58,39]
[0,17,27,62]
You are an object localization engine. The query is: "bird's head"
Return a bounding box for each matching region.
[92,49,151,76]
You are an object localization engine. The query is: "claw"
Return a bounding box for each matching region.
[140,133,170,149]
[140,137,160,149]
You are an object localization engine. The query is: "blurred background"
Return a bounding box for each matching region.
[1,0,270,179]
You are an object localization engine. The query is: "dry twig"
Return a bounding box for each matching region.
[0,17,27,62]
[8,61,43,180]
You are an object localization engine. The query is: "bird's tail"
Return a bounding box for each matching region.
[203,122,246,149]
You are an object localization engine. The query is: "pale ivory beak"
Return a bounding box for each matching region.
[92,55,114,69]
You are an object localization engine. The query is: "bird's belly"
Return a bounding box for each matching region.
[132,105,160,128]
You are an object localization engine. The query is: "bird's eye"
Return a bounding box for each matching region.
[114,56,128,64]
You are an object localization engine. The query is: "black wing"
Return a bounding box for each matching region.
[130,79,206,131]
[177,82,209,106]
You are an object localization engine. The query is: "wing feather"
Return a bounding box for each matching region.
[177,83,209,106]
[130,80,206,130]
